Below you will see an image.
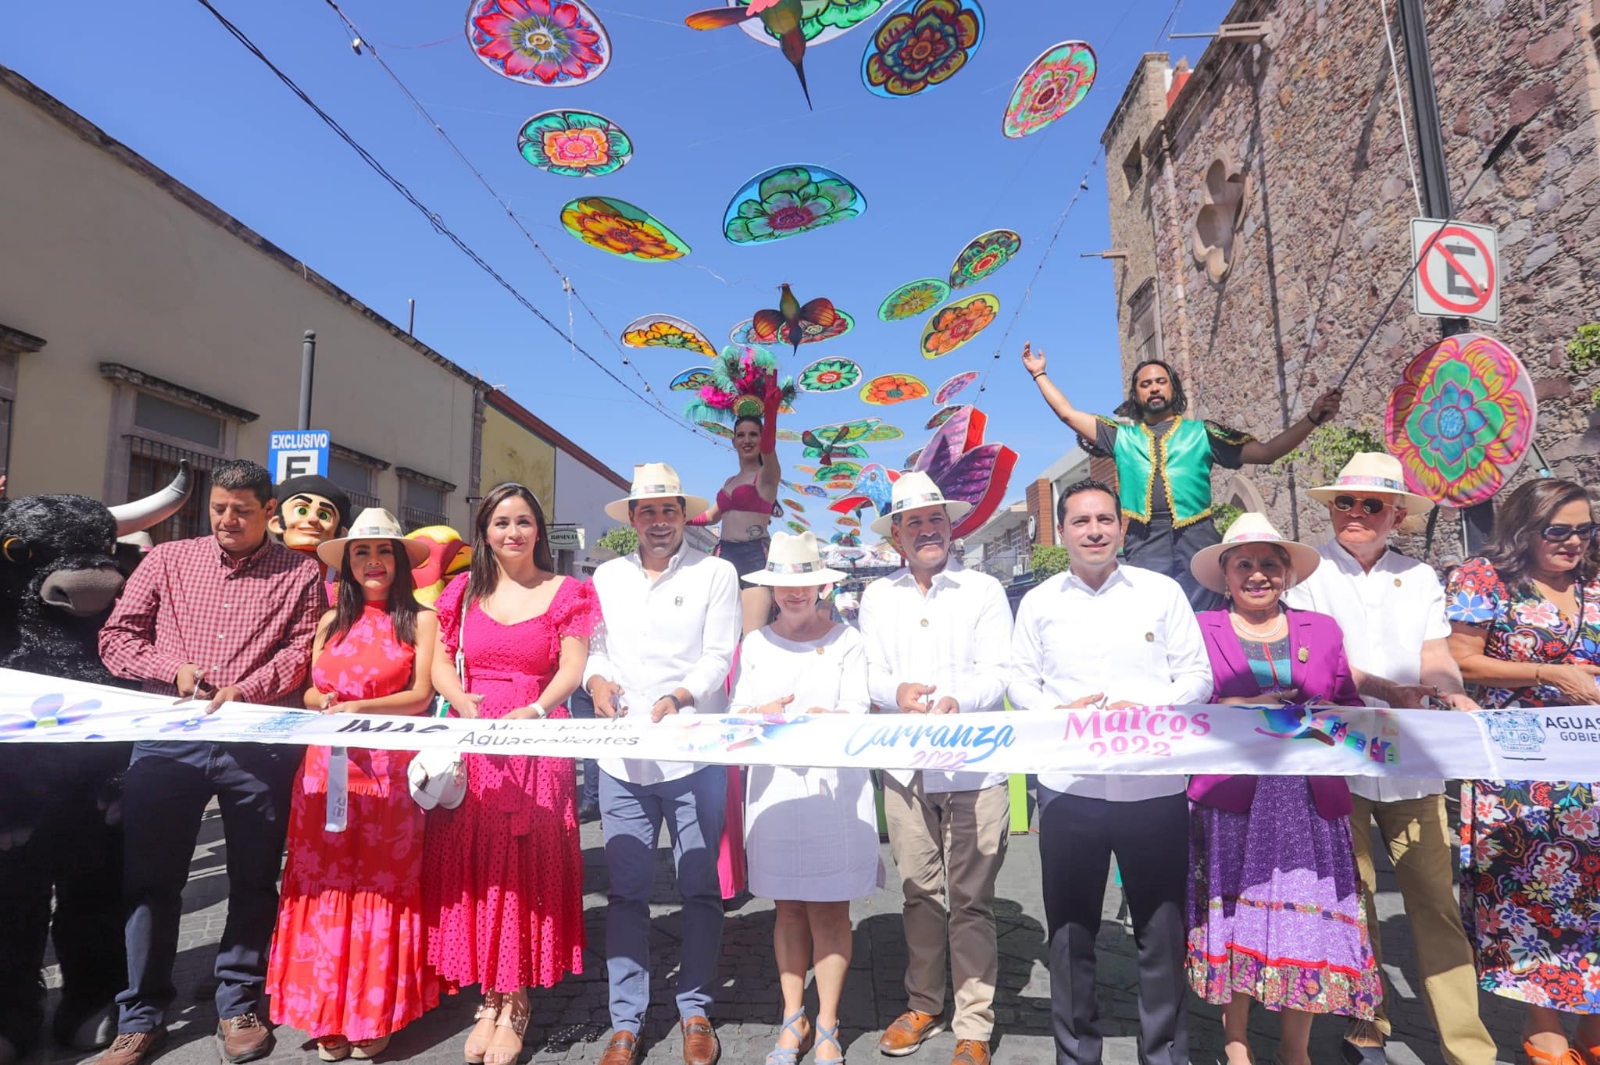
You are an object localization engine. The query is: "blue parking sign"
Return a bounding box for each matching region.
[268,429,331,483]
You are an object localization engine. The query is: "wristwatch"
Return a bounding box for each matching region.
[660,693,683,711]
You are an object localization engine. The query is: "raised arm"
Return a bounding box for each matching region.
[1021,342,1099,440]
[1237,388,1342,465]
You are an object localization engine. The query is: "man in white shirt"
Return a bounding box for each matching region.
[1284,454,1493,1065]
[859,472,1012,1065]
[1008,479,1211,1065]
[585,464,743,1065]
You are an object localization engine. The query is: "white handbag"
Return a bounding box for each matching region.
[408,618,470,811]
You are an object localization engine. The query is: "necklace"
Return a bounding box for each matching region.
[1230,608,1285,640]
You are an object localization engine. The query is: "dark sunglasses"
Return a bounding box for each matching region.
[1332,495,1390,515]
[1540,522,1600,543]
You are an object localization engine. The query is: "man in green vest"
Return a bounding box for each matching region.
[1021,345,1341,608]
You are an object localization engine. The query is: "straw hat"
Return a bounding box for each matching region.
[868,471,972,537]
[604,462,710,523]
[1307,452,1433,513]
[1190,512,1322,593]
[315,508,431,571]
[743,531,849,587]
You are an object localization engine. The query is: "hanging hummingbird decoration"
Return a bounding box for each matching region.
[750,283,839,356]
[684,0,813,109]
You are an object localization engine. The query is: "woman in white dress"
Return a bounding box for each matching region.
[732,532,881,1065]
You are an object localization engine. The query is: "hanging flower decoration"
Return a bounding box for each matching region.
[862,0,985,98]
[797,357,863,393]
[560,198,690,261]
[786,520,809,534]
[1384,333,1537,507]
[948,230,1022,289]
[669,368,715,392]
[934,371,979,404]
[816,462,865,482]
[799,484,829,498]
[920,293,999,358]
[735,0,889,47]
[724,165,867,245]
[519,110,632,177]
[698,421,734,438]
[466,0,611,87]
[862,425,904,443]
[1002,41,1097,139]
[802,443,868,461]
[926,405,963,430]
[861,373,930,406]
[776,429,802,442]
[624,315,716,357]
[782,497,807,513]
[878,278,951,322]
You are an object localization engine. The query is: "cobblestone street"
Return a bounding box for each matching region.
[32,796,1526,1065]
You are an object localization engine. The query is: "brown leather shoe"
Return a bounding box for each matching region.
[95,1030,167,1065]
[877,1011,944,1057]
[680,1015,719,1065]
[216,1013,274,1064]
[951,1040,990,1065]
[598,1031,640,1065]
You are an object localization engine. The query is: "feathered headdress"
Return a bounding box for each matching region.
[683,345,797,425]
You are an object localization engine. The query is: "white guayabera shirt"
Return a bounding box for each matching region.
[587,546,742,786]
[1008,564,1213,801]
[859,561,1013,793]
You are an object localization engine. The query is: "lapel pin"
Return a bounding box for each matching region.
[1297,647,1309,663]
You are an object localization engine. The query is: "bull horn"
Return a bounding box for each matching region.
[109,460,194,536]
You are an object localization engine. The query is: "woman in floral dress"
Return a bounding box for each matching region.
[424,484,599,1065]
[1446,478,1600,1065]
[268,509,441,1061]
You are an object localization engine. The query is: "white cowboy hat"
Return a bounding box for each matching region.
[316,508,431,571]
[604,462,710,523]
[1190,512,1322,594]
[1307,452,1433,514]
[868,470,972,537]
[743,531,849,587]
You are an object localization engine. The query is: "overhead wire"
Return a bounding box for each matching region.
[190,0,714,443]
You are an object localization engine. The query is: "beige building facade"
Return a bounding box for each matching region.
[0,65,633,555]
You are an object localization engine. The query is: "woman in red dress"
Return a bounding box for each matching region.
[267,509,442,1061]
[424,484,599,1065]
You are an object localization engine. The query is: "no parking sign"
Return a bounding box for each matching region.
[1410,218,1500,324]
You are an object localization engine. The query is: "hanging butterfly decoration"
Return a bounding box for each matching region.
[683,345,796,426]
[750,284,841,355]
[905,406,1017,538]
[801,418,881,466]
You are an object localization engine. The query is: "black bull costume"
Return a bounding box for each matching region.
[0,465,193,1061]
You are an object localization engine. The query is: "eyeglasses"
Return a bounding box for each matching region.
[1540,522,1599,543]
[1332,495,1390,515]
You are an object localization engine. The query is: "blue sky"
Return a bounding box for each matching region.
[1,0,1230,529]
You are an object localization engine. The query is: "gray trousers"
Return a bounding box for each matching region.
[599,766,727,1032]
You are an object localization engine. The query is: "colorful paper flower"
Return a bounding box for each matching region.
[467,0,610,87]
[560,198,689,261]
[949,230,1021,289]
[1385,334,1534,507]
[861,374,929,405]
[862,0,984,99]
[920,293,999,358]
[1002,41,1097,139]
[518,111,632,177]
[878,278,951,322]
[862,425,904,442]
[725,166,865,245]
[798,357,862,393]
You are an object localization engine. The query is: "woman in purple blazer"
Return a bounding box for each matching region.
[1186,514,1380,1065]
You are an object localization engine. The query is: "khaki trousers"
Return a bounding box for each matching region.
[882,775,1010,1041]
[1350,793,1495,1065]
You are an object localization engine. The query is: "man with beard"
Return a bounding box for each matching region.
[859,472,1012,1065]
[1021,347,1340,609]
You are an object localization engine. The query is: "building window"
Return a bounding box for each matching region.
[1123,144,1143,197]
[396,466,455,531]
[127,437,219,544]
[1128,277,1162,365]
[134,392,223,450]
[328,444,388,512]
[0,324,47,480]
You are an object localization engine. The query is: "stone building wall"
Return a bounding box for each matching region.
[1101,0,1600,559]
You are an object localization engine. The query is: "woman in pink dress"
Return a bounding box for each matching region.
[268,508,442,1061]
[423,484,599,1065]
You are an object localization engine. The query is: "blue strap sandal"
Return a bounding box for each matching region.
[814,1022,844,1065]
[765,1010,813,1065]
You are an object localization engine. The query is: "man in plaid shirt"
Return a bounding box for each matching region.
[95,460,324,1065]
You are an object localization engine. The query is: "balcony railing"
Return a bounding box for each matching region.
[400,506,448,532]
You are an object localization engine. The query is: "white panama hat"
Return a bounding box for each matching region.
[1190,512,1322,594]
[742,531,849,587]
[868,471,972,537]
[1307,452,1433,513]
[604,462,710,523]
[315,508,431,571]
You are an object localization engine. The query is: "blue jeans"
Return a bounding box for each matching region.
[568,686,600,811]
[599,766,726,1031]
[116,742,298,1033]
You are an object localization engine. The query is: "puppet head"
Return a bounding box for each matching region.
[270,475,352,555]
[406,525,471,608]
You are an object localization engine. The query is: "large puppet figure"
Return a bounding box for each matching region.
[269,475,352,602]
[0,468,192,1064]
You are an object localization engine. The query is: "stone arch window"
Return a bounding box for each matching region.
[1191,158,1251,284]
[1221,473,1267,514]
